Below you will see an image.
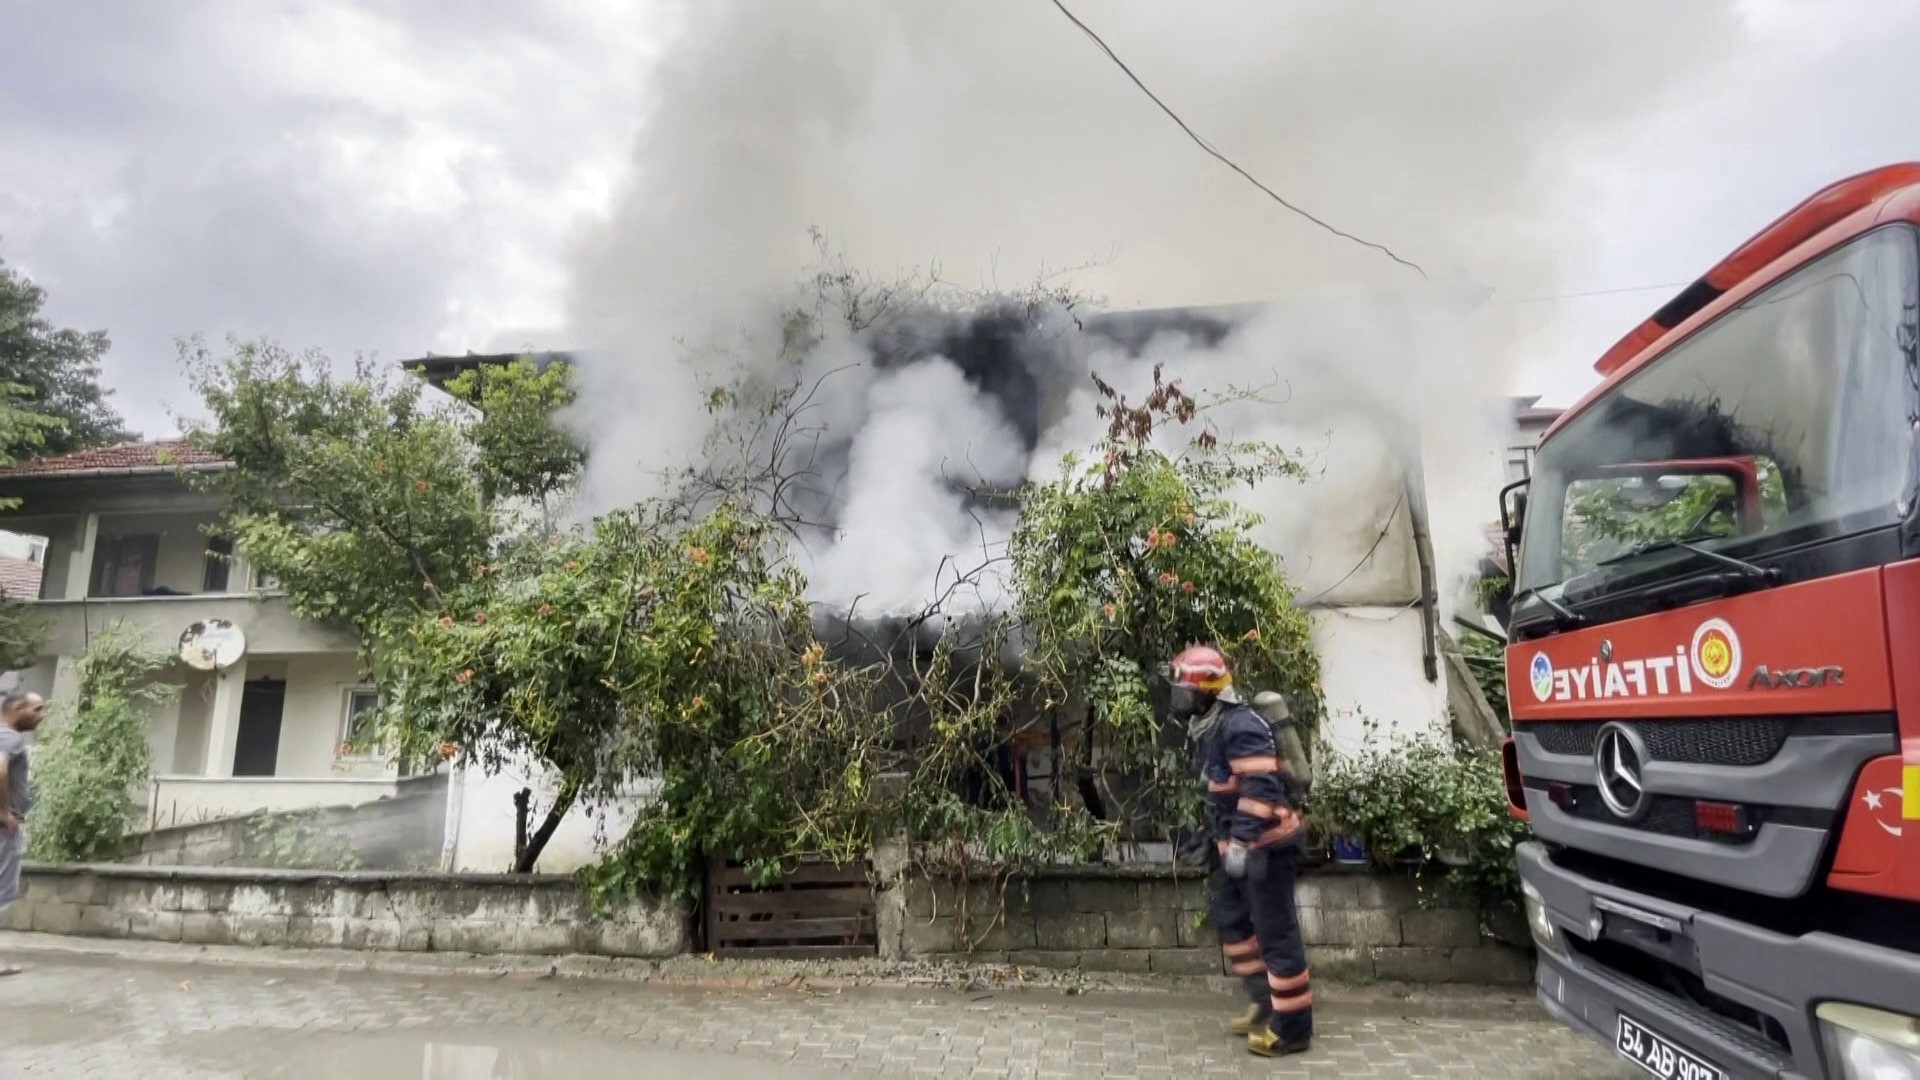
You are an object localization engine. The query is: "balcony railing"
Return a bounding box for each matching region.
[27,592,356,657]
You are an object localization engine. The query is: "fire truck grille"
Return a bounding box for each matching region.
[1526,718,1790,766]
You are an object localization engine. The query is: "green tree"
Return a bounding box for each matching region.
[179,340,588,870]
[0,381,58,667]
[443,359,585,516]
[1006,366,1321,843]
[27,629,178,862]
[0,256,134,454]
[388,503,890,890]
[179,339,492,638]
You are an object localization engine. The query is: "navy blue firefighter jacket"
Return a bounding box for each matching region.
[1196,701,1304,852]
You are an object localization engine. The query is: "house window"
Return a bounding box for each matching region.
[340,688,381,753]
[202,536,235,592]
[91,534,160,597]
[25,537,46,566]
[253,565,280,591]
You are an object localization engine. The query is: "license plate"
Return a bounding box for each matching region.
[1616,1014,1726,1080]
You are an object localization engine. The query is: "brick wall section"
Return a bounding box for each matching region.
[882,864,1530,985]
[124,778,449,871]
[2,864,688,959]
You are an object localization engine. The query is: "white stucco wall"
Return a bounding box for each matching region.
[142,775,425,831]
[145,653,368,781]
[1308,604,1450,756]
[448,756,648,875]
[273,652,367,777]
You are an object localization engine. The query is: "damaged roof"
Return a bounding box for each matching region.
[398,350,572,386]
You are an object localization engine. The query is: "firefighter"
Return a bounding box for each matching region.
[1171,643,1313,1059]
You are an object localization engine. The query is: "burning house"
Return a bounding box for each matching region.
[402,291,1507,870]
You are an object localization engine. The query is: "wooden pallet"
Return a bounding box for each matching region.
[705,855,877,959]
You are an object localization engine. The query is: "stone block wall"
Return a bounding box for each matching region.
[881,864,1529,984]
[3,864,687,959]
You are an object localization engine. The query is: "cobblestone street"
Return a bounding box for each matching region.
[0,945,1632,1078]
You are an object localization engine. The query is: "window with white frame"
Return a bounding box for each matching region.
[340,688,381,754]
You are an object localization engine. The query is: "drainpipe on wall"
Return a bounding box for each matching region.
[1403,463,1440,684]
[438,760,465,872]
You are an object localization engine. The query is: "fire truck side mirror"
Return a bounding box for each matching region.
[1499,479,1529,576]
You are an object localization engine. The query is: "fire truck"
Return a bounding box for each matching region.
[1501,164,1920,1080]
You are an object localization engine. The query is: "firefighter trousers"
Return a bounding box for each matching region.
[1210,846,1313,1044]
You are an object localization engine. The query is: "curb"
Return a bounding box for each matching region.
[0,930,1543,1018]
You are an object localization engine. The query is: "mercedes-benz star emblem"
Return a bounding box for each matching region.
[1598,640,1613,663]
[1594,723,1649,821]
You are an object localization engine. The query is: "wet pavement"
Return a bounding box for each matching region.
[0,948,1632,1078]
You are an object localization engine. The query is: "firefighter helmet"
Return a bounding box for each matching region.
[1170,644,1232,692]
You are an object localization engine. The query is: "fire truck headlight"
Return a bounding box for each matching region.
[1522,880,1559,952]
[1819,1003,1920,1080]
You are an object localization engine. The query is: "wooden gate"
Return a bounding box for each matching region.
[704,855,877,959]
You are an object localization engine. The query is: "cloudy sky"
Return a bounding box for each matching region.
[4,0,1920,440]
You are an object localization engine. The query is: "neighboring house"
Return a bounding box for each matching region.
[1480,396,1566,623]
[1503,395,1563,483]
[0,432,622,874]
[0,440,438,838]
[0,554,42,601]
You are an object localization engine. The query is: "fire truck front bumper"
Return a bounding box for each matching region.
[1518,842,1920,1080]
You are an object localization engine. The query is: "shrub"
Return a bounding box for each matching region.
[26,630,178,863]
[1310,729,1529,912]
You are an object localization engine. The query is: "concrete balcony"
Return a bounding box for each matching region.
[27,592,357,658]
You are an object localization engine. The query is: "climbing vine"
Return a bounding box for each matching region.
[27,628,179,863]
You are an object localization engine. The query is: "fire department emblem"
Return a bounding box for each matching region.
[1690,618,1742,691]
[1529,653,1553,702]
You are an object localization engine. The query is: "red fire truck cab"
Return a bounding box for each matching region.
[1502,165,1920,1079]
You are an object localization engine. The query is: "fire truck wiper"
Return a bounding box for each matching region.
[1510,585,1586,627]
[1599,536,1782,584]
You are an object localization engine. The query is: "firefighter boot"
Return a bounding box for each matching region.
[1229,1002,1272,1036]
[1246,1026,1312,1058]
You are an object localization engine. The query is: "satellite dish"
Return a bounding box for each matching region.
[178,619,247,672]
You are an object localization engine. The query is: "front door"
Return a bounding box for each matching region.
[232,678,285,777]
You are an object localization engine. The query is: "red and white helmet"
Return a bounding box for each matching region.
[1169,644,1232,693]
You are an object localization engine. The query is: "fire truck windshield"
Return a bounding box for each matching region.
[1515,224,1920,613]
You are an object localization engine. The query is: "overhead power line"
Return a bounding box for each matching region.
[1045,0,1428,279]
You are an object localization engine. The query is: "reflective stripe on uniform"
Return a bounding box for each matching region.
[1230,755,1279,775]
[1236,797,1275,819]
[1249,810,1304,849]
[1267,968,1310,994]
[1222,937,1261,959]
[1271,989,1313,1014]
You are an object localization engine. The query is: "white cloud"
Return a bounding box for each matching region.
[0,0,666,435]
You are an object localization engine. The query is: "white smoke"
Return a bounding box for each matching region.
[564,0,1748,614]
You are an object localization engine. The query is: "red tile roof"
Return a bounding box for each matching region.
[0,555,41,601]
[0,439,228,479]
